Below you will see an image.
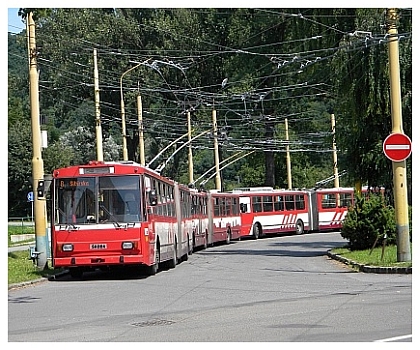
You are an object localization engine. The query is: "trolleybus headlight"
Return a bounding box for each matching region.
[122,242,134,250]
[62,244,74,252]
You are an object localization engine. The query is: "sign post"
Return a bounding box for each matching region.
[27,191,34,224]
[386,8,411,263]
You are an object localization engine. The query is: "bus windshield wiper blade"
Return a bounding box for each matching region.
[100,205,122,228]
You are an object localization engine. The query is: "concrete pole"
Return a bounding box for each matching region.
[27,12,48,269]
[331,113,340,188]
[386,8,411,262]
[137,95,145,166]
[119,61,151,161]
[119,80,129,161]
[285,118,292,189]
[212,109,221,191]
[93,49,103,161]
[187,111,194,184]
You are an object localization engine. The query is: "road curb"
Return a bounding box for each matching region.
[327,250,412,274]
[8,270,69,291]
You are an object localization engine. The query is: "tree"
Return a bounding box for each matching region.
[8,120,32,216]
[8,8,412,219]
[331,8,412,193]
[341,194,396,251]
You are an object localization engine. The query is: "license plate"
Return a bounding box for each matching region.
[90,243,107,250]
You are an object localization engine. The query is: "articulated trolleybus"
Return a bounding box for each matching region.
[234,186,355,239]
[51,160,197,277]
[51,160,242,278]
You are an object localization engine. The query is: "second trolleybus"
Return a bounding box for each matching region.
[233,186,356,239]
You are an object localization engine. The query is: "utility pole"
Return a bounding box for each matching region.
[212,108,221,191]
[137,94,145,166]
[331,113,340,188]
[285,118,292,189]
[27,12,48,269]
[120,60,150,162]
[187,111,194,185]
[93,48,103,161]
[386,8,411,262]
[120,80,129,161]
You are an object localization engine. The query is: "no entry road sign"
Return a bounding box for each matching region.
[383,133,412,162]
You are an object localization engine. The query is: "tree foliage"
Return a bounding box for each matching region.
[341,194,396,251]
[8,8,412,217]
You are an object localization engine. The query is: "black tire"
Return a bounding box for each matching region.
[183,236,190,262]
[295,219,304,235]
[167,239,177,269]
[146,243,160,275]
[203,232,208,249]
[188,234,193,255]
[253,223,260,239]
[226,229,231,244]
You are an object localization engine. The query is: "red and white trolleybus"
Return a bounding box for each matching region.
[234,186,356,238]
[234,187,311,238]
[207,191,242,245]
[51,160,194,277]
[186,189,242,249]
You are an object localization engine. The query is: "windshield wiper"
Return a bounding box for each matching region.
[100,205,123,228]
[58,223,79,231]
[56,208,80,230]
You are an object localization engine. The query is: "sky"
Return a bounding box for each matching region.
[7,7,25,34]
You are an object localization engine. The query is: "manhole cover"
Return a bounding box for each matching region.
[132,319,175,327]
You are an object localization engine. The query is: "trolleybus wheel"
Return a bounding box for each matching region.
[147,244,160,275]
[226,228,231,244]
[253,223,260,239]
[295,219,304,235]
[167,239,177,269]
[188,234,193,255]
[204,233,208,249]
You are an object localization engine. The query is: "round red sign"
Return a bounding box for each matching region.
[383,133,412,162]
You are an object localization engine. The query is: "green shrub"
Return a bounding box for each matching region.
[341,194,396,251]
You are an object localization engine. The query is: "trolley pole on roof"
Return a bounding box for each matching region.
[27,12,48,269]
[120,59,151,161]
[187,111,194,184]
[93,48,103,161]
[331,113,340,188]
[212,108,222,191]
[386,8,411,262]
[138,94,145,166]
[285,118,292,189]
[120,77,129,161]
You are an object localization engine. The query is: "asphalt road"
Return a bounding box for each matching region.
[8,232,412,342]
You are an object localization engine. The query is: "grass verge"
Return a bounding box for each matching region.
[331,244,412,268]
[8,250,62,286]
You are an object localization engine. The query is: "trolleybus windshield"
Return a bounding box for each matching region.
[56,175,141,224]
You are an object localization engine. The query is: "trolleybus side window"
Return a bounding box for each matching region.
[252,196,262,213]
[296,194,306,210]
[274,195,284,211]
[339,193,353,208]
[321,193,337,209]
[263,195,274,212]
[214,197,220,216]
[285,195,295,210]
[225,197,231,216]
[232,197,239,215]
